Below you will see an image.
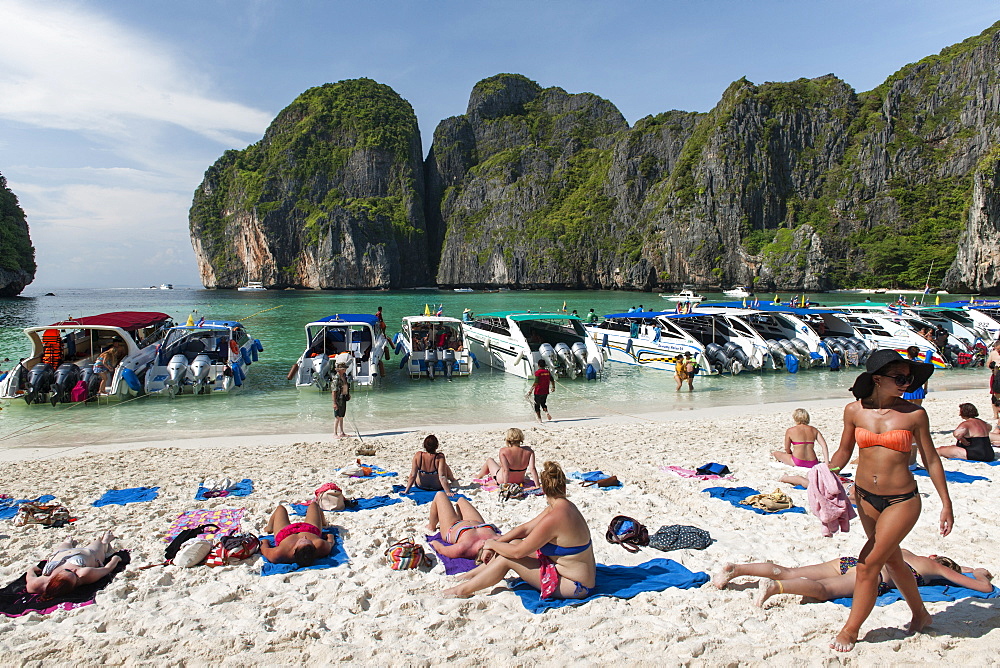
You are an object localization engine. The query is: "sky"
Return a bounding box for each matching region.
[0,0,997,290]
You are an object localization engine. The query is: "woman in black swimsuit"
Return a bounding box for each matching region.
[827,349,953,652]
[937,403,997,462]
[403,435,457,494]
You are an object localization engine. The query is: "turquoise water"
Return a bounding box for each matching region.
[0,288,987,448]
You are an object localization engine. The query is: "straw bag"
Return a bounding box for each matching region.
[384,540,430,570]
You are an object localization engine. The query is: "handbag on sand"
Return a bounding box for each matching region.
[384,540,430,570]
[605,515,649,553]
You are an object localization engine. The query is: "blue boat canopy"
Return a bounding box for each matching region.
[314,314,380,326]
[703,301,843,315]
[602,311,675,319]
[174,320,243,329]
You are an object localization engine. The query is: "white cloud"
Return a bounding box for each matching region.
[0,0,272,143]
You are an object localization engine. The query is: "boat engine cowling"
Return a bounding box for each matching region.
[189,354,212,382]
[705,343,730,373]
[571,341,589,371]
[25,363,55,404]
[538,343,558,371]
[167,354,189,387]
[51,363,82,404]
[554,342,577,377]
[766,340,786,366]
[80,365,102,399]
[722,342,750,367]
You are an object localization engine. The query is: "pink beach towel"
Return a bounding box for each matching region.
[473,478,542,495]
[806,463,856,537]
[660,466,734,481]
[163,508,245,543]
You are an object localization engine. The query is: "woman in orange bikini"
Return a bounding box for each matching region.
[827,349,952,652]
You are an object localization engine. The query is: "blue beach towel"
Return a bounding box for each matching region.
[702,486,806,515]
[391,485,469,506]
[259,528,349,576]
[290,495,402,515]
[194,479,254,500]
[511,558,709,613]
[569,471,624,490]
[912,469,989,484]
[92,487,160,507]
[0,495,56,520]
[830,584,1000,608]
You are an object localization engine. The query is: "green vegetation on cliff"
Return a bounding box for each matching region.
[0,173,36,275]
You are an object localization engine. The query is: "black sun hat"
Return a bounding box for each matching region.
[865,349,934,393]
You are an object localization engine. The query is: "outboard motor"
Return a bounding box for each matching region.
[571,341,589,372]
[312,355,333,389]
[722,342,750,367]
[80,364,102,400]
[790,337,812,357]
[554,342,577,378]
[705,343,730,373]
[167,354,189,392]
[24,363,55,405]
[50,363,82,405]
[538,343,558,371]
[766,340,786,367]
[189,354,213,393]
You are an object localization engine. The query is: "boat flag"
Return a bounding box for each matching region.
[186,313,195,326]
[935,294,940,305]
[424,304,431,316]
[752,297,760,308]
[436,304,443,316]
[197,316,205,327]
[562,300,567,312]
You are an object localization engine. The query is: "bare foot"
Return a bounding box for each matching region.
[713,563,737,589]
[546,413,552,421]
[830,629,857,652]
[755,579,779,607]
[440,585,472,598]
[906,609,933,634]
[423,524,437,536]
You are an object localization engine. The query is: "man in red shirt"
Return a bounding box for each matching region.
[532,359,555,422]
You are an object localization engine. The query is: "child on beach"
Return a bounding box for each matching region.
[771,408,829,468]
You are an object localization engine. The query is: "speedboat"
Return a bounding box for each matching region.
[144,320,263,396]
[659,288,704,303]
[706,303,867,370]
[292,314,389,390]
[0,312,174,405]
[237,281,266,292]
[465,311,604,379]
[587,311,713,374]
[160,284,173,290]
[722,286,753,299]
[393,316,476,379]
[453,288,474,293]
[831,311,950,367]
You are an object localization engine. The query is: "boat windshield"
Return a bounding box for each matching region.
[515,318,585,350]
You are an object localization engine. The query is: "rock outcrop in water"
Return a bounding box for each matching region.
[0,172,36,297]
[189,78,428,289]
[191,22,1000,292]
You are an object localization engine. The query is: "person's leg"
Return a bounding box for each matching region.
[533,395,542,423]
[477,458,500,479]
[883,547,932,633]
[757,572,857,606]
[713,560,839,588]
[455,498,486,523]
[52,537,76,552]
[675,375,682,391]
[935,446,967,460]
[833,495,921,652]
[304,501,326,530]
[772,451,795,466]
[779,473,808,487]
[266,505,291,534]
[426,492,460,534]
[442,554,545,596]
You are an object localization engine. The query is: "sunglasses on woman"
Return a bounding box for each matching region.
[879,373,914,387]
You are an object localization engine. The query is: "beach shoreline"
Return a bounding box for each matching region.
[0,388,997,663]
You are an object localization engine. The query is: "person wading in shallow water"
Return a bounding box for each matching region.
[332,362,351,438]
[532,359,555,423]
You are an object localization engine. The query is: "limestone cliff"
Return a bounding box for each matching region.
[0,172,36,297]
[189,78,428,289]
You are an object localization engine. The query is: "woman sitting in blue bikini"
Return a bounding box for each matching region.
[442,461,596,599]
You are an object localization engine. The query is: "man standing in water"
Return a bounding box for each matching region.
[532,359,555,423]
[333,362,351,438]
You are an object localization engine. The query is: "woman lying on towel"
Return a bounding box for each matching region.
[476,427,539,487]
[425,493,501,560]
[261,501,334,567]
[26,531,122,601]
[403,435,458,494]
[442,461,595,599]
[713,549,993,607]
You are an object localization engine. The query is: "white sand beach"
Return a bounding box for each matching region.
[1,388,998,665]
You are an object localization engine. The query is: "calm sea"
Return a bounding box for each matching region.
[0,287,987,448]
